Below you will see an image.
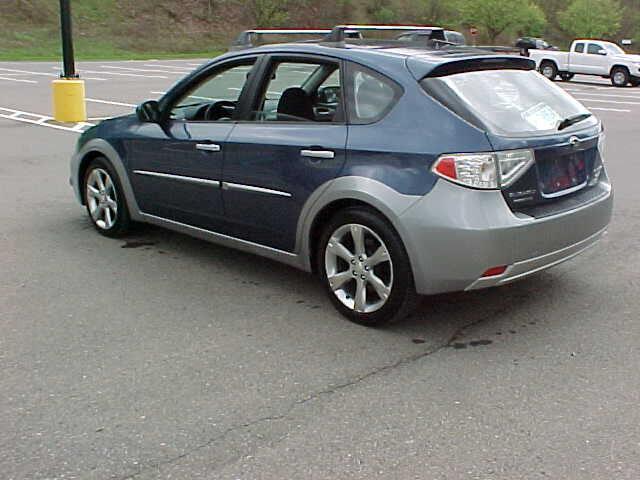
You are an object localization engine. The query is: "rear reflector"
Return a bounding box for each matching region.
[481,265,508,277]
[434,157,457,180]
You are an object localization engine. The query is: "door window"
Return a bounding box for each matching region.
[346,63,402,124]
[251,60,344,122]
[170,60,256,121]
[587,43,603,55]
[574,43,585,53]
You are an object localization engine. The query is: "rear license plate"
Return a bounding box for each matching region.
[538,153,588,197]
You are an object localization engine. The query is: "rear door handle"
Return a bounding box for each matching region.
[196,143,221,152]
[300,149,335,160]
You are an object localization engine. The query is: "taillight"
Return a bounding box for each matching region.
[432,149,534,190]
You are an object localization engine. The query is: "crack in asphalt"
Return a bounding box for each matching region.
[119,309,502,479]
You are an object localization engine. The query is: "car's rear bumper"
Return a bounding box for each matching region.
[398,177,613,295]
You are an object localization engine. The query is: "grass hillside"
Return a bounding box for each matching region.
[1,0,638,60]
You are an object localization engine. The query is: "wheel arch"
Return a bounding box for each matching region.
[296,176,422,276]
[610,64,630,76]
[72,139,142,220]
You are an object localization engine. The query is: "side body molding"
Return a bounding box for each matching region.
[72,145,423,278]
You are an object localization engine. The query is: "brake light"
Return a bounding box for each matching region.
[432,149,534,190]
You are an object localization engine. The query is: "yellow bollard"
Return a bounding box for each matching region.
[52,78,86,122]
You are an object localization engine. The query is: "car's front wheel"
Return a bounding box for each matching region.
[540,61,557,80]
[611,67,630,87]
[318,207,418,326]
[83,157,130,237]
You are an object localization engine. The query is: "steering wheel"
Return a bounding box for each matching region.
[203,101,236,121]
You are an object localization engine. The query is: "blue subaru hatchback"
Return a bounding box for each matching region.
[71,26,613,325]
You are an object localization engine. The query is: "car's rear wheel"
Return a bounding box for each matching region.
[318,207,418,326]
[559,72,574,82]
[83,157,130,237]
[611,67,630,87]
[540,61,557,80]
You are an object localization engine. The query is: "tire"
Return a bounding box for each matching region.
[83,156,131,237]
[559,72,574,82]
[540,61,557,81]
[611,67,630,87]
[317,207,418,326]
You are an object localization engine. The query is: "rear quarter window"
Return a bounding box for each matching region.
[574,43,585,53]
[345,63,402,124]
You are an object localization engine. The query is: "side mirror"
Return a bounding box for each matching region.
[598,49,608,55]
[136,100,161,123]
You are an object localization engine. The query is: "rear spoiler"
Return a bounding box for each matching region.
[421,56,535,78]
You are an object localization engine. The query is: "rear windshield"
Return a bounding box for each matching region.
[421,69,595,136]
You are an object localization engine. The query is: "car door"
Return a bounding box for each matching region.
[128,58,258,231]
[584,42,609,75]
[221,55,348,252]
[569,42,591,73]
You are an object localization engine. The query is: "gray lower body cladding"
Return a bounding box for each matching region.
[399,178,613,295]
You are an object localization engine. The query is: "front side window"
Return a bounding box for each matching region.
[421,69,596,136]
[574,43,585,53]
[252,60,343,122]
[346,64,402,124]
[170,60,255,121]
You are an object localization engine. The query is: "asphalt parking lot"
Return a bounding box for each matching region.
[1,59,639,479]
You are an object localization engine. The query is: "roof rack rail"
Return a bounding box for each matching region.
[230,29,360,50]
[326,24,444,43]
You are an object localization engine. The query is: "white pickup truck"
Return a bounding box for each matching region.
[529,39,640,87]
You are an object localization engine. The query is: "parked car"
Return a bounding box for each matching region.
[530,39,640,86]
[444,30,466,45]
[516,36,558,56]
[70,25,613,326]
[395,28,447,43]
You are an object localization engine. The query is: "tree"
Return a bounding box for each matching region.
[518,2,547,37]
[250,0,290,27]
[458,0,548,43]
[558,0,624,39]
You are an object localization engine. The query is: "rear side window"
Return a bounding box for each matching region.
[421,69,595,136]
[587,44,602,54]
[346,63,402,124]
[574,43,584,53]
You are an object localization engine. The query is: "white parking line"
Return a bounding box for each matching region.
[0,76,37,84]
[86,98,136,107]
[101,65,188,75]
[588,107,631,112]
[0,67,57,77]
[576,97,640,105]
[150,91,166,95]
[143,64,193,71]
[0,106,94,133]
[79,69,168,79]
[566,90,640,99]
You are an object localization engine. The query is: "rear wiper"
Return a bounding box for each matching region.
[557,113,592,131]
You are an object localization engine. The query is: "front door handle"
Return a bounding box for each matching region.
[196,143,221,152]
[300,149,335,160]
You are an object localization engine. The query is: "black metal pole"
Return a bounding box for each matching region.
[59,0,77,78]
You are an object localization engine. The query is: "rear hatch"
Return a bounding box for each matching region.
[420,66,607,216]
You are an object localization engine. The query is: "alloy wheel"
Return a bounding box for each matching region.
[86,168,118,230]
[613,71,627,86]
[324,223,393,313]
